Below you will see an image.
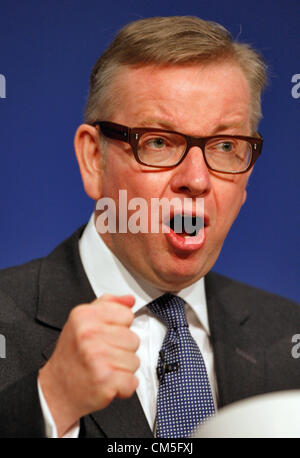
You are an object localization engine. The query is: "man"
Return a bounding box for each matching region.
[0,16,299,438]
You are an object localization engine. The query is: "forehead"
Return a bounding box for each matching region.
[110,62,251,134]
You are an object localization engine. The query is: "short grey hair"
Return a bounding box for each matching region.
[85,16,267,131]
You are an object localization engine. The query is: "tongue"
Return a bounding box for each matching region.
[171,214,202,236]
[177,228,197,236]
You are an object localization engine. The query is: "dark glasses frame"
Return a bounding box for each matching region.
[93,121,263,174]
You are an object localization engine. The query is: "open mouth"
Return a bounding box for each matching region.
[162,212,206,252]
[167,214,205,237]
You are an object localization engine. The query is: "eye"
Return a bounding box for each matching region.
[216,141,235,152]
[145,137,168,149]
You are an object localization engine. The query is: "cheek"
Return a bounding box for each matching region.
[103,153,170,201]
[213,177,248,228]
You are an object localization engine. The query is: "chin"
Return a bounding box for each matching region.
[156,276,201,292]
[151,246,220,291]
[152,264,205,291]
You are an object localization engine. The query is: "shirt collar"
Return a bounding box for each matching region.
[78,214,210,335]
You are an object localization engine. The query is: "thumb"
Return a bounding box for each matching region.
[99,293,135,308]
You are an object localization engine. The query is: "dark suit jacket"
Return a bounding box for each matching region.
[0,225,299,437]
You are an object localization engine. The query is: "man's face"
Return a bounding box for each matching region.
[97,61,252,291]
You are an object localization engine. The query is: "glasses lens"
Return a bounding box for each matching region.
[205,137,252,172]
[137,132,186,166]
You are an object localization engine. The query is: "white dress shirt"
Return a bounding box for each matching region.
[39,213,218,437]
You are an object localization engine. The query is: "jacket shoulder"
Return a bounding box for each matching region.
[0,259,42,320]
[0,225,87,321]
[206,271,300,341]
[207,271,299,308]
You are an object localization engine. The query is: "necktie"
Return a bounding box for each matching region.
[147,293,215,438]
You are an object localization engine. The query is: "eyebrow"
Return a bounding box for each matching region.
[137,118,176,130]
[136,118,247,135]
[210,122,246,135]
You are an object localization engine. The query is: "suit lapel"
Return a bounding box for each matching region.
[36,226,96,330]
[36,225,152,438]
[205,272,265,408]
[90,397,153,438]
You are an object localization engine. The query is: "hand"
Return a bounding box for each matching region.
[38,294,140,437]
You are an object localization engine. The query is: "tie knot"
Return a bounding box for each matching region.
[147,293,188,329]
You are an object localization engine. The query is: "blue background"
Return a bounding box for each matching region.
[0,0,299,302]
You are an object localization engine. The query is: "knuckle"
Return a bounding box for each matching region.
[133,354,140,371]
[130,331,140,350]
[92,302,114,322]
[76,325,97,343]
[121,375,139,397]
[77,339,93,363]
[97,342,109,359]
[102,385,118,404]
[79,345,112,383]
[122,307,134,324]
[131,374,139,391]
[92,361,113,384]
[80,340,108,364]
[72,318,105,347]
[68,304,89,327]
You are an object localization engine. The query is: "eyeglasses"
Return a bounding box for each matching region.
[93,121,263,174]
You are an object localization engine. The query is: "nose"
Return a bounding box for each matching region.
[170,146,211,197]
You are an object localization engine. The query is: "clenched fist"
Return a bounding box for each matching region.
[38,294,140,437]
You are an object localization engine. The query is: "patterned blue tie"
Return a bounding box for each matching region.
[147,293,215,438]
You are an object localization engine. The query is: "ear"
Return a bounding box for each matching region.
[74,124,103,200]
[242,168,253,205]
